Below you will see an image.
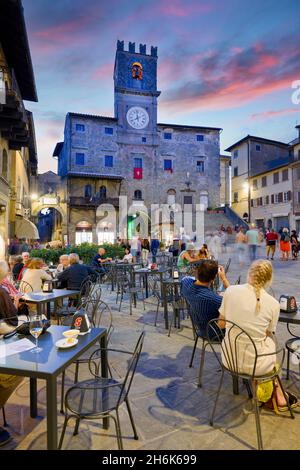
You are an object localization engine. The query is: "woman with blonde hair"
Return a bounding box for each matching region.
[219,259,298,410]
[21,258,51,292]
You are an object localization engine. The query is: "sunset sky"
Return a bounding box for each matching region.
[22,0,300,173]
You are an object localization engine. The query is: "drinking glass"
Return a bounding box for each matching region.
[29,314,43,353]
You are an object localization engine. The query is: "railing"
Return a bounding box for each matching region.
[69,196,120,207]
[223,205,249,230]
[0,65,28,124]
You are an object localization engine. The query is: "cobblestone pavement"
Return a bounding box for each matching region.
[3,245,300,450]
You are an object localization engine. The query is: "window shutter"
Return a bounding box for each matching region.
[271,194,274,204]
[278,192,283,203]
[288,190,292,201]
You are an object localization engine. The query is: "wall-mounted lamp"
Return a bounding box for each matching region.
[0,205,6,213]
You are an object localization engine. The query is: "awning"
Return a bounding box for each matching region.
[15,218,39,239]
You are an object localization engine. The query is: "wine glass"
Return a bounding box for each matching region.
[29,314,43,353]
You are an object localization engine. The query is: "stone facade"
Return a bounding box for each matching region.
[55,41,222,244]
[291,126,300,233]
[227,135,290,223]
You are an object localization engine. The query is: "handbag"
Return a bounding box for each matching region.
[3,319,51,339]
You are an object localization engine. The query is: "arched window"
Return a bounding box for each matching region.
[84,184,92,198]
[2,150,8,180]
[99,185,107,199]
[134,190,142,200]
[132,62,143,80]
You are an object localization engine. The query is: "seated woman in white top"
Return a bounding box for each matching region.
[219,259,298,410]
[20,258,52,292]
[122,247,133,263]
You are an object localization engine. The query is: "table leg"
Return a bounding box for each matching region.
[145,274,149,299]
[46,376,58,450]
[163,283,169,330]
[47,302,51,320]
[30,378,37,418]
[100,333,109,430]
[232,377,239,395]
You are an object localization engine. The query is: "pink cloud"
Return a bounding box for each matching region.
[91,63,114,80]
[158,0,213,17]
[250,108,300,121]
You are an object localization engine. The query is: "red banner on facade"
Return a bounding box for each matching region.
[134,168,143,179]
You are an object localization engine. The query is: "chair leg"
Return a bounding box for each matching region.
[251,382,263,450]
[74,361,79,383]
[119,291,123,312]
[154,301,160,326]
[168,310,174,337]
[60,371,65,414]
[189,336,199,368]
[125,397,138,440]
[2,407,7,427]
[286,349,290,380]
[115,409,123,450]
[243,379,253,399]
[275,374,295,420]
[110,414,122,450]
[58,415,73,450]
[73,417,81,436]
[210,370,224,426]
[198,340,208,388]
[129,294,133,316]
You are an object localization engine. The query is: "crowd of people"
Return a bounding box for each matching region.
[235,224,300,265]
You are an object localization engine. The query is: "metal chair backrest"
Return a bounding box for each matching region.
[235,276,241,285]
[88,332,145,404]
[79,278,93,302]
[91,300,114,343]
[84,288,102,320]
[206,319,283,380]
[224,258,231,274]
[19,280,33,293]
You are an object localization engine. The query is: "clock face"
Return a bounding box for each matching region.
[126,106,149,129]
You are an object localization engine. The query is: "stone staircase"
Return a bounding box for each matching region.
[204,211,236,243]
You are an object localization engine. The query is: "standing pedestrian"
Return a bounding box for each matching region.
[151,235,160,263]
[280,228,291,261]
[266,229,278,260]
[246,223,259,262]
[235,227,247,266]
[290,230,299,260]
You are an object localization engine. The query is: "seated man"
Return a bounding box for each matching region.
[56,254,70,273]
[0,262,23,446]
[92,248,112,274]
[181,260,229,339]
[57,253,95,290]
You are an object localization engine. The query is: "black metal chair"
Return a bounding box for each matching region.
[116,271,145,315]
[206,318,294,450]
[186,306,221,387]
[19,280,33,293]
[59,332,145,450]
[56,278,93,324]
[284,322,300,380]
[224,258,231,274]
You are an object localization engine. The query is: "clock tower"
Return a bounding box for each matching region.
[114,40,160,144]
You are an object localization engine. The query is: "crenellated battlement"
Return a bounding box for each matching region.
[117,40,157,57]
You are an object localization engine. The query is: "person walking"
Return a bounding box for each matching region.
[266,229,278,260]
[151,236,160,263]
[246,223,259,262]
[235,227,247,266]
[280,228,291,261]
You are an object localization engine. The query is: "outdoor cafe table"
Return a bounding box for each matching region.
[132,266,172,300]
[0,325,108,450]
[21,289,80,320]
